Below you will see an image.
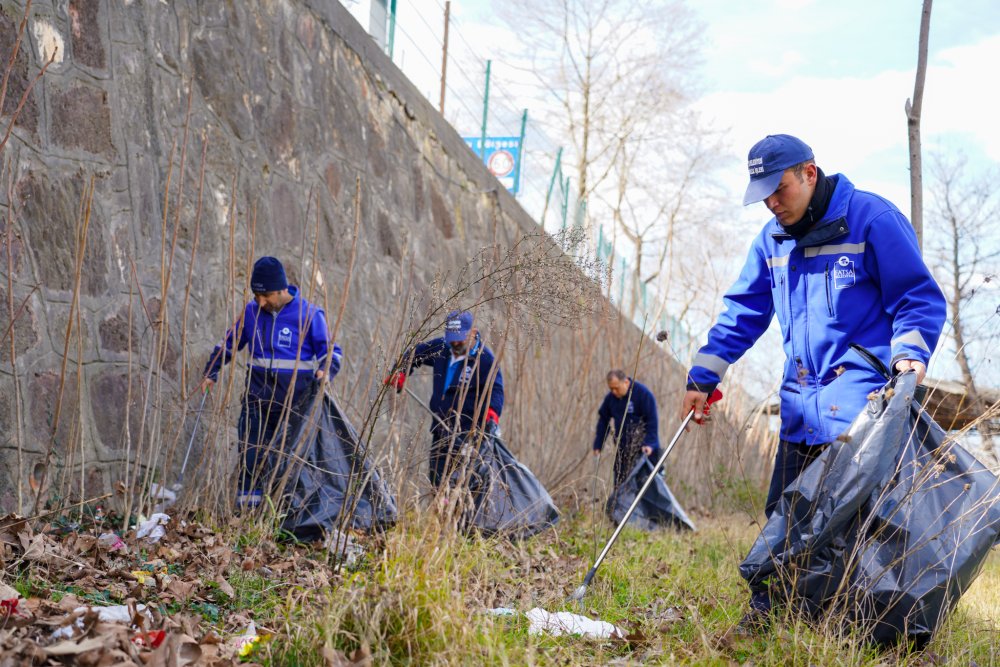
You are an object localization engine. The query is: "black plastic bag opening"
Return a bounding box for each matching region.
[739,373,1000,647]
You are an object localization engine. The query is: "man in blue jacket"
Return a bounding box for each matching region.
[592,370,660,488]
[387,310,504,488]
[681,134,946,630]
[200,256,343,508]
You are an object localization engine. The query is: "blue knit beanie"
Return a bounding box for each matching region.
[250,257,288,293]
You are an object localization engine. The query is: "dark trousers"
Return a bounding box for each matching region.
[237,396,302,493]
[751,439,829,613]
[428,425,463,489]
[764,439,829,517]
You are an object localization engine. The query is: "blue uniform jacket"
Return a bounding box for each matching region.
[204,285,341,403]
[593,379,660,455]
[688,175,945,445]
[407,334,504,433]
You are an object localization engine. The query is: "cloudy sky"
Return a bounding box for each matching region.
[370,0,1000,216]
[690,0,1000,220]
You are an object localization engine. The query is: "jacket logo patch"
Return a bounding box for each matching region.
[460,366,474,384]
[277,326,293,347]
[834,256,856,289]
[627,401,634,414]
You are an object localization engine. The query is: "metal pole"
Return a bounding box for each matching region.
[541,147,563,227]
[402,385,450,431]
[387,0,398,59]
[479,59,491,161]
[561,176,570,228]
[439,1,450,115]
[513,108,527,195]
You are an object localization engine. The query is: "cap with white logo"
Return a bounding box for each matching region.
[743,134,814,206]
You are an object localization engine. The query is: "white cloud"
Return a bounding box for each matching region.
[694,32,1000,216]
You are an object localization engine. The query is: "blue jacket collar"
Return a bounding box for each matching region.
[770,174,854,247]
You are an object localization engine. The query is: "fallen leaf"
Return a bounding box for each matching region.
[215,575,235,599]
[44,636,109,656]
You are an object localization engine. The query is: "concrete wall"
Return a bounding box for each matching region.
[0,0,768,515]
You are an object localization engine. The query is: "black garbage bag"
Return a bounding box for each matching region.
[739,372,1000,646]
[605,457,696,531]
[272,388,398,541]
[449,430,560,539]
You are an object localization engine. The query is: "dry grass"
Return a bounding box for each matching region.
[257,511,1000,666]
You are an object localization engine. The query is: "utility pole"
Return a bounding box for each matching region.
[439,1,450,115]
[479,59,491,161]
[906,0,933,251]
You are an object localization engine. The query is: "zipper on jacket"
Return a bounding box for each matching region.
[824,263,834,317]
[779,273,788,325]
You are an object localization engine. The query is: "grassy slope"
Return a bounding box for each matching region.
[260,510,1000,666]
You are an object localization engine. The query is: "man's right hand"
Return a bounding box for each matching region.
[592,448,601,457]
[384,372,406,393]
[198,377,215,394]
[681,388,723,425]
[681,390,708,422]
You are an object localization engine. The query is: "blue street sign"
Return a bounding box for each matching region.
[463,136,521,193]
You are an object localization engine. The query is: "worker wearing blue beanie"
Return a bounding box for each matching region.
[200,256,343,509]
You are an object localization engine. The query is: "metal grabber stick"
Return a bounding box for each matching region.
[569,409,696,602]
[402,385,451,431]
[174,388,210,491]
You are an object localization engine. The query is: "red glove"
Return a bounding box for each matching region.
[486,408,499,425]
[694,388,724,425]
[384,372,405,393]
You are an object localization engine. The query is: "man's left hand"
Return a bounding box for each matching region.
[641,445,653,456]
[315,369,327,382]
[894,360,926,384]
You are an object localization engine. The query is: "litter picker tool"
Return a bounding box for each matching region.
[569,389,722,603]
[174,387,209,491]
[402,385,451,432]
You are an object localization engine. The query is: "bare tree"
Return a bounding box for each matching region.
[498,0,704,207]
[499,0,733,326]
[926,151,1000,463]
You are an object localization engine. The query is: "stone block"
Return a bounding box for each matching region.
[19,170,109,295]
[429,188,453,239]
[89,370,143,454]
[68,0,106,70]
[0,8,39,134]
[29,370,81,459]
[98,305,138,354]
[375,209,399,259]
[0,287,39,363]
[51,85,114,154]
[191,31,253,140]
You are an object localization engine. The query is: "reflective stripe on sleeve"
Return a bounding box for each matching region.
[891,330,930,353]
[692,352,730,379]
[766,255,789,268]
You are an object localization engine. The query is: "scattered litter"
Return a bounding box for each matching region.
[525,607,623,639]
[232,621,261,658]
[149,482,178,512]
[135,513,170,542]
[51,604,153,639]
[486,607,517,616]
[325,529,365,567]
[97,531,126,551]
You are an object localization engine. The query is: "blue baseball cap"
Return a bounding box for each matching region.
[743,134,814,205]
[444,310,474,342]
